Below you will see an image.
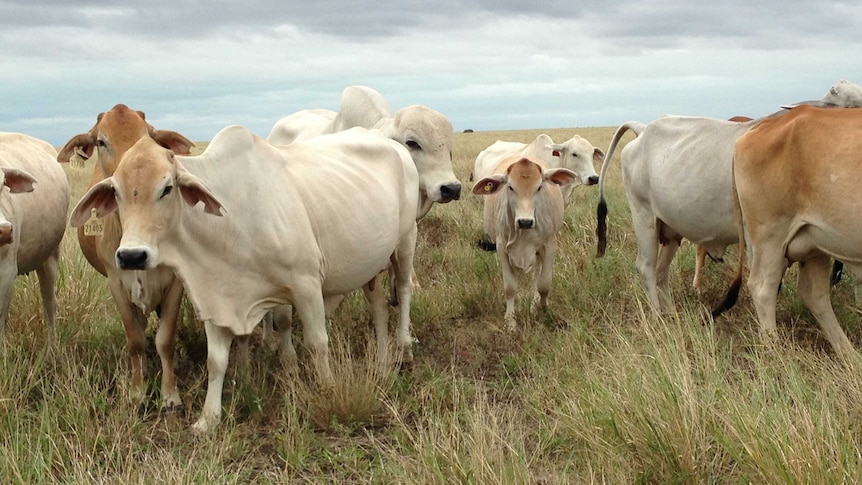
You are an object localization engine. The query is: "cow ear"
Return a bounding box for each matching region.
[472,175,506,195]
[70,178,118,227]
[544,168,578,187]
[2,168,36,193]
[57,133,95,163]
[547,143,563,157]
[593,147,606,165]
[176,167,224,216]
[151,129,195,155]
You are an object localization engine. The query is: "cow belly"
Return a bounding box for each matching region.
[319,229,401,296]
[786,223,862,264]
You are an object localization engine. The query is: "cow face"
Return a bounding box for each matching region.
[473,157,577,229]
[392,106,462,210]
[57,104,194,176]
[0,168,36,246]
[69,137,223,270]
[548,136,604,186]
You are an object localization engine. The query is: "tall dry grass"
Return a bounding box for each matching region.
[0,126,860,482]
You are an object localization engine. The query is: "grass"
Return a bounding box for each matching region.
[0,125,861,482]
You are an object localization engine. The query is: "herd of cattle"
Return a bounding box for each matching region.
[0,80,860,432]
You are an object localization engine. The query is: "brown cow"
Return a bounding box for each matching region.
[713,105,862,354]
[58,105,194,408]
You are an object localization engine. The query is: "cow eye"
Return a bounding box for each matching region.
[160,185,173,199]
[96,139,107,149]
[405,139,421,150]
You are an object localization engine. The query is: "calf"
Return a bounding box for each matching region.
[473,156,576,330]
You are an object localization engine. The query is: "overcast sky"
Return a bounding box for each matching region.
[1,0,860,145]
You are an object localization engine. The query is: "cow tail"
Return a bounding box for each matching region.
[596,121,644,257]
[711,160,745,319]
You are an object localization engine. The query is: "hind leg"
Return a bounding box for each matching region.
[35,247,60,342]
[797,256,854,354]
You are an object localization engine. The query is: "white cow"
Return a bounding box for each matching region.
[595,116,760,311]
[474,134,603,204]
[70,125,419,434]
[0,133,70,339]
[268,85,461,218]
[473,156,576,330]
[596,81,862,311]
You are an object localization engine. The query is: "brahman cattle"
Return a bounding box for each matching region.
[712,106,862,354]
[268,85,461,219]
[0,133,70,340]
[595,80,862,312]
[473,156,576,330]
[474,134,604,205]
[58,104,194,410]
[70,125,419,433]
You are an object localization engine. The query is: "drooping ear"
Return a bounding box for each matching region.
[176,165,224,216]
[70,178,118,227]
[593,147,606,165]
[543,168,577,187]
[472,174,507,195]
[2,168,36,193]
[57,132,96,163]
[151,129,195,155]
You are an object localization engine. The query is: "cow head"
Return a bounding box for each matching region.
[388,105,462,217]
[57,104,195,178]
[0,168,37,246]
[70,137,223,270]
[472,157,577,230]
[548,135,604,186]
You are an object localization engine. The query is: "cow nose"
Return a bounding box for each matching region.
[116,248,149,270]
[0,224,12,246]
[586,175,599,185]
[439,182,462,202]
[517,218,534,229]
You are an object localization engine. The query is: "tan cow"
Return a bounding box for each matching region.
[472,156,576,330]
[712,105,862,354]
[58,105,194,409]
[0,133,70,340]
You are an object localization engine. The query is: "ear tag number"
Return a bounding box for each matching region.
[69,147,87,169]
[84,208,104,236]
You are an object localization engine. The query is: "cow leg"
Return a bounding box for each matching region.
[392,225,417,362]
[746,245,787,341]
[192,321,234,434]
[107,276,150,402]
[797,256,855,355]
[0,261,16,340]
[35,247,60,343]
[292,287,333,387]
[655,239,680,311]
[497,243,520,331]
[693,244,707,290]
[270,304,297,373]
[629,206,662,310]
[155,278,184,411]
[363,274,392,369]
[533,240,557,313]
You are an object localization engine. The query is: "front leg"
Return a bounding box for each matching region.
[497,242,519,331]
[192,321,234,434]
[533,241,556,313]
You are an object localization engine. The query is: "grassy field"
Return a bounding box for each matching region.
[2,125,862,483]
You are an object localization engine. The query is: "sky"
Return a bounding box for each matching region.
[1,0,860,146]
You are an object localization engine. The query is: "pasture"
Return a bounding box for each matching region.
[2,125,862,483]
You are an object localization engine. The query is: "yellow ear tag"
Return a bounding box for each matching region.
[83,208,104,236]
[484,182,493,192]
[69,147,87,169]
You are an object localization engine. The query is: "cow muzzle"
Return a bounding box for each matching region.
[116,247,151,270]
[516,218,535,229]
[438,182,462,203]
[585,175,599,185]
